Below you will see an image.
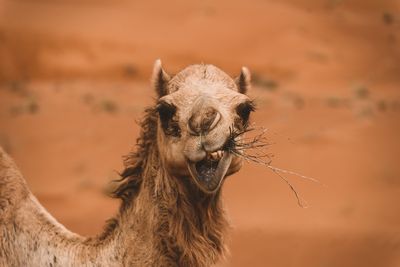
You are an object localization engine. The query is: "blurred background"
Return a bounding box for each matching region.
[0,0,400,266]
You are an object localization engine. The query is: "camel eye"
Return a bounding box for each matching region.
[236,101,255,127]
[157,101,181,137]
[157,101,175,122]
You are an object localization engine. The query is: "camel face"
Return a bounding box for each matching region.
[153,61,253,193]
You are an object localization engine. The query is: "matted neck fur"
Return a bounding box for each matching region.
[0,60,254,267]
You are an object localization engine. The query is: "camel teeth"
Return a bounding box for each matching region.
[207,150,224,161]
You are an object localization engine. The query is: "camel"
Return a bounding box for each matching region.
[0,60,255,267]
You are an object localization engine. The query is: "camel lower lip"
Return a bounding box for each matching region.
[187,151,233,193]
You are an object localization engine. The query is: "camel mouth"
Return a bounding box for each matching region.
[187,150,233,194]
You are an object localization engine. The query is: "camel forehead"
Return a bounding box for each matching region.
[166,64,243,104]
[168,64,237,93]
[167,78,245,111]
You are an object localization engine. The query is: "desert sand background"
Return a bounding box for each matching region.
[1,0,400,266]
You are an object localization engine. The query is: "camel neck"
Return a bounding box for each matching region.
[109,158,229,267]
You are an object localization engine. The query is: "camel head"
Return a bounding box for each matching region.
[153,60,254,194]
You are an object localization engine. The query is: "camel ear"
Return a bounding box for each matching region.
[152,59,171,98]
[235,66,251,94]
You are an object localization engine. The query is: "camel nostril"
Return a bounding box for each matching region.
[189,107,221,135]
[201,108,221,132]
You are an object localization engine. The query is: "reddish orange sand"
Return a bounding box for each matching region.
[1,0,400,266]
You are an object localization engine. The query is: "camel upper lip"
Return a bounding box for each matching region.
[186,150,233,194]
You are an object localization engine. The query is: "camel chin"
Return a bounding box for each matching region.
[187,150,233,194]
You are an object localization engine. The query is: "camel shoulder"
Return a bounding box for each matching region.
[0,147,30,221]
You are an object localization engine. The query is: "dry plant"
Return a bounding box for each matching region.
[224,124,322,208]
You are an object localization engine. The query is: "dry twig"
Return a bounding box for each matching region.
[225,125,321,208]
